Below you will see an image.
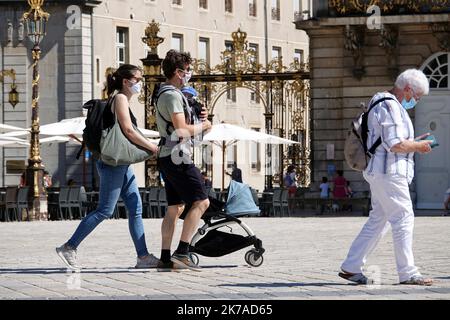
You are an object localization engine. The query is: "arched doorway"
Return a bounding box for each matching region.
[416,52,450,209]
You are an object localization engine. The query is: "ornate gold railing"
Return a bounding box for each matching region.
[329,0,450,16]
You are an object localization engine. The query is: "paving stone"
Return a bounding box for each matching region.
[0,218,449,300]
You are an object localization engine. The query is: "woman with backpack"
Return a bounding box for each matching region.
[56,64,159,270]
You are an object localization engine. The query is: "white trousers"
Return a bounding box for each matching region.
[341,172,421,282]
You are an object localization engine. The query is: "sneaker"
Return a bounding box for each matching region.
[56,244,81,270]
[135,254,160,269]
[156,260,186,272]
[171,252,201,271]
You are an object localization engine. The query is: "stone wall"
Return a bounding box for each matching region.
[0,3,96,188]
[299,16,446,194]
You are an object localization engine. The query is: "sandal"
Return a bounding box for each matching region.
[400,275,433,286]
[338,270,372,285]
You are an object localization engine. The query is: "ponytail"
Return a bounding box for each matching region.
[105,64,141,97]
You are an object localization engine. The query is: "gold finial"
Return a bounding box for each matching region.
[231,28,247,52]
[23,0,50,21]
[142,20,164,53]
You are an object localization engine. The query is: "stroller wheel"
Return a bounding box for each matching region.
[189,253,200,266]
[245,249,264,267]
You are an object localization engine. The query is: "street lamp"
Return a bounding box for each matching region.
[22,0,50,221]
[0,69,19,108]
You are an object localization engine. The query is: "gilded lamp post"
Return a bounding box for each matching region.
[141,20,165,187]
[22,0,50,221]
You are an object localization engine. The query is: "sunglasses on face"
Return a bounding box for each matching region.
[177,68,191,74]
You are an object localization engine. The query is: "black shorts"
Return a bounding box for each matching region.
[157,156,208,207]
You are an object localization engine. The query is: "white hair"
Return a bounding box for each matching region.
[395,69,430,96]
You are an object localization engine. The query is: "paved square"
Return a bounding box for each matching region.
[0,217,449,300]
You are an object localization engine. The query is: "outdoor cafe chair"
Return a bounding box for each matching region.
[280,189,290,217]
[5,186,19,222]
[17,187,31,221]
[139,188,149,218]
[158,188,168,218]
[148,187,159,218]
[272,188,282,217]
[58,187,71,220]
[68,186,88,219]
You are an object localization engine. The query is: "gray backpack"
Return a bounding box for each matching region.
[344,97,394,171]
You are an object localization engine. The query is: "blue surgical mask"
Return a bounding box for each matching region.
[401,97,417,110]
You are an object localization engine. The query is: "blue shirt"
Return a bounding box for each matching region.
[364,92,415,183]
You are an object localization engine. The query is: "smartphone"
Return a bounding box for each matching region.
[423,135,439,148]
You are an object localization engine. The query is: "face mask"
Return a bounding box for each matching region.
[181,71,192,85]
[129,81,142,94]
[401,97,417,110]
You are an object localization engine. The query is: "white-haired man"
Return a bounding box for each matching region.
[339,69,434,286]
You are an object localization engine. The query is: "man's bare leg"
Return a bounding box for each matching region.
[161,204,185,250]
[171,198,209,270]
[180,199,209,243]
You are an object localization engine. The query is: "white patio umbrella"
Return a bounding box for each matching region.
[0,117,160,139]
[202,123,299,190]
[0,123,27,133]
[0,135,79,147]
[0,137,29,147]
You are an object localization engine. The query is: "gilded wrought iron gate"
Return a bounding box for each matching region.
[140,21,311,190]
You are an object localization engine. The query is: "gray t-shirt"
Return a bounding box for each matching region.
[156,85,190,159]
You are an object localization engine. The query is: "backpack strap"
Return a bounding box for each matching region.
[155,87,178,137]
[363,96,395,156]
[155,86,192,147]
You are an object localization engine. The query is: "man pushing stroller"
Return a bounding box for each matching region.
[155,49,212,271]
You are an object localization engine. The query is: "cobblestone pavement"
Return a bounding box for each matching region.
[0,217,449,300]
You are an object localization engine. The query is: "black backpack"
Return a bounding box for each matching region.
[76,97,114,160]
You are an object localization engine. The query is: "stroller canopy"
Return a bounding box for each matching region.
[225,181,261,216]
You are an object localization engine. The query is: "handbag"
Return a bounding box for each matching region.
[100,102,153,166]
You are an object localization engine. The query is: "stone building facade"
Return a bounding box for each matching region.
[296,1,450,208]
[1,0,310,191]
[0,0,99,188]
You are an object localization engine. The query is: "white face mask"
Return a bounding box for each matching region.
[182,71,192,85]
[129,81,142,94]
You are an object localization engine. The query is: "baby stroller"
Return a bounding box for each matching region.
[187,180,265,267]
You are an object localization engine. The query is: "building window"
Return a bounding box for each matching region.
[199,0,208,9]
[251,128,261,171]
[249,0,257,17]
[225,0,233,13]
[171,33,184,52]
[198,37,210,64]
[271,0,280,21]
[422,52,449,90]
[116,27,129,67]
[225,40,236,102]
[249,43,260,103]
[272,46,282,59]
[294,49,304,64]
[294,0,302,20]
[172,0,182,6]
